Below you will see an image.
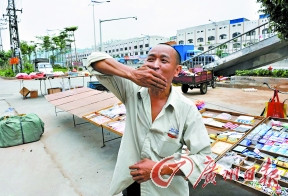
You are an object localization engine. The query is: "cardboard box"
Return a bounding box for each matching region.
[30,90,38,98]
[19,87,30,97]
[47,88,62,94]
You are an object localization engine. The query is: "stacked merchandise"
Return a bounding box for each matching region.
[194,100,205,110]
[83,103,126,135]
[215,118,288,195]
[200,108,264,160]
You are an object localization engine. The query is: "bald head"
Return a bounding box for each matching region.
[148,44,181,66]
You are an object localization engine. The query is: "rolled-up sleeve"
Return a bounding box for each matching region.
[85,52,137,104]
[85,52,113,75]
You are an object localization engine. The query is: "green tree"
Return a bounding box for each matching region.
[0,50,12,68]
[51,30,70,67]
[20,41,36,63]
[64,26,78,68]
[257,0,288,40]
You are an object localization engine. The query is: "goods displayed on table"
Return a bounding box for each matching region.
[103,120,126,134]
[98,104,126,119]
[194,100,205,110]
[84,113,112,125]
[215,117,288,195]
[83,103,126,136]
[200,108,264,160]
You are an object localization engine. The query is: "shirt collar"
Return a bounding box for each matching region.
[137,86,178,109]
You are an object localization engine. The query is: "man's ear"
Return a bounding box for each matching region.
[174,65,182,77]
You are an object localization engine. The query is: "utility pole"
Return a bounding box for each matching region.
[0,20,7,51]
[4,0,22,72]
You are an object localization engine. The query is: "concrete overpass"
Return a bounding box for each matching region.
[205,35,288,76]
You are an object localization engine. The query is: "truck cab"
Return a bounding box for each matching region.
[37,63,53,75]
[34,58,53,75]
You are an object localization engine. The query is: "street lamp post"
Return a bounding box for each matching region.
[99,16,137,52]
[91,1,110,51]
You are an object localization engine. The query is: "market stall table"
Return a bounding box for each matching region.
[45,87,119,127]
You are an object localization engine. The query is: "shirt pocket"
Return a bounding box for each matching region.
[150,134,182,158]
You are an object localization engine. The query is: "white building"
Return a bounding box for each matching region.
[66,15,273,66]
[65,36,170,66]
[102,35,170,59]
[176,15,270,52]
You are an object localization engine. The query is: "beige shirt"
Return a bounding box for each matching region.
[86,52,212,196]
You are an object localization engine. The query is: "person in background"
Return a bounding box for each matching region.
[86,44,211,196]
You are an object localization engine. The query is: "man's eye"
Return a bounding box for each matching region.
[147,58,154,62]
[162,59,168,63]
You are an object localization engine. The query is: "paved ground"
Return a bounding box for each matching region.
[0,77,287,196]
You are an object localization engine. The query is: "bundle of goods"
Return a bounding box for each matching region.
[0,114,44,147]
[195,100,205,110]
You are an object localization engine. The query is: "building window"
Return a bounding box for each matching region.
[198,47,204,51]
[129,47,131,50]
[145,44,149,47]
[219,27,222,29]
[146,51,149,54]
[134,46,137,49]
[116,49,119,52]
[179,40,184,44]
[197,37,204,42]
[109,50,111,53]
[125,47,127,50]
[232,25,236,27]
[135,52,138,55]
[112,49,115,52]
[197,31,200,33]
[237,24,241,26]
[140,52,144,55]
[139,45,143,48]
[187,39,193,43]
[208,45,214,50]
[232,32,241,38]
[208,36,215,41]
[219,34,227,40]
[246,30,256,36]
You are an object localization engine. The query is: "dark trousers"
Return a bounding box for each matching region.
[122,182,140,196]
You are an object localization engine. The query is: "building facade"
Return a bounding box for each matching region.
[176,15,270,52]
[66,15,273,66]
[102,35,169,59]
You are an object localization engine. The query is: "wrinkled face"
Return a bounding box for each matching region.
[144,45,181,84]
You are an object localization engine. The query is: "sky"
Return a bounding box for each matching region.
[0,0,263,51]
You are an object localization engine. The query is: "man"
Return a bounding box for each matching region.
[86,44,211,196]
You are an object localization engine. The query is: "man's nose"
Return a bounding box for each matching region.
[151,59,160,70]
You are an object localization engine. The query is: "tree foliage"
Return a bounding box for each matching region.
[257,0,288,40]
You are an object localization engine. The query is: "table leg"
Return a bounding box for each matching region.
[101,127,105,148]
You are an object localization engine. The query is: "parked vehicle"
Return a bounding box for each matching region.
[171,45,216,94]
[33,58,53,75]
[173,70,216,94]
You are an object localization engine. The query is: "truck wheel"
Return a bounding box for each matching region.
[181,84,189,93]
[200,83,208,94]
[211,80,216,88]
